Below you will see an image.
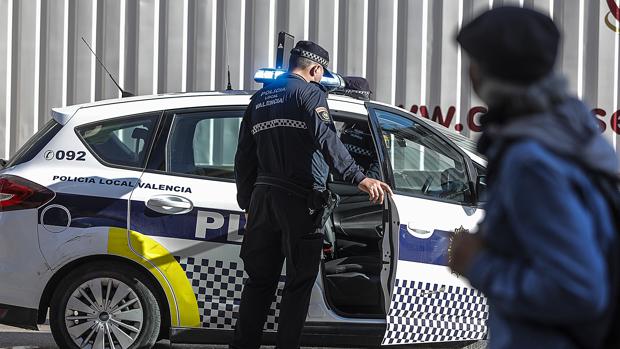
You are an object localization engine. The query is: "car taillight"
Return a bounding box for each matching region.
[0,175,54,212]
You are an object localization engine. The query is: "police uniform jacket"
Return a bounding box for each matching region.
[340,125,381,179]
[234,73,366,211]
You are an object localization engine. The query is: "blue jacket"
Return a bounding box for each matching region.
[468,98,618,349]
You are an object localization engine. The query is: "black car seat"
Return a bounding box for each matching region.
[91,133,138,167]
[321,194,384,315]
[132,127,149,164]
[323,255,383,314]
[168,122,198,175]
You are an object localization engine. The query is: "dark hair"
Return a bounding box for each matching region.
[288,55,316,71]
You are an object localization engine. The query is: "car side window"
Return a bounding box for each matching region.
[166,111,242,180]
[76,114,159,169]
[375,109,471,203]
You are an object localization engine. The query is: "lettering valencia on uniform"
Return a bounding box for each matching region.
[255,87,286,110]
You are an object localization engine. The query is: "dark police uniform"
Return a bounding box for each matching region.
[333,76,380,180]
[233,69,366,348]
[340,123,381,179]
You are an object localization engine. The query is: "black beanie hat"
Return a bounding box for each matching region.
[457,6,560,84]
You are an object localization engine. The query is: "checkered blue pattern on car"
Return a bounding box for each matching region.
[382,279,488,345]
[177,256,284,330]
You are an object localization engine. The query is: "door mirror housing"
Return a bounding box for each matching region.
[0,159,6,168]
[476,175,487,203]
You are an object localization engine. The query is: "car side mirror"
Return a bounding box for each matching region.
[0,159,6,168]
[476,175,487,203]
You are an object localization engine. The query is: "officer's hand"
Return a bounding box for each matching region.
[358,178,393,204]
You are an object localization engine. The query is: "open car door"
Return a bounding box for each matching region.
[366,103,489,345]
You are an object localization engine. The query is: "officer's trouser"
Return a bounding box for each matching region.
[231,184,323,349]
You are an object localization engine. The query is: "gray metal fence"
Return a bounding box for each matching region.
[1,0,619,160]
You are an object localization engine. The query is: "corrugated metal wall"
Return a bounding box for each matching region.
[1,0,619,160]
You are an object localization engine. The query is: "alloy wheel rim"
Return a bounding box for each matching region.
[64,277,144,349]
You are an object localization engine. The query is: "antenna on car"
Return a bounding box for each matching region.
[226,65,233,90]
[222,12,235,91]
[81,37,134,98]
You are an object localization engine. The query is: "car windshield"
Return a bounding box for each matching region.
[420,118,482,156]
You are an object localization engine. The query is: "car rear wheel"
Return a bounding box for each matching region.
[50,261,161,349]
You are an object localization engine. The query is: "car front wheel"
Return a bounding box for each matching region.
[50,261,161,349]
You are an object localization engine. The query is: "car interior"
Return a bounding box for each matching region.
[322,114,386,317]
[322,113,474,317]
[166,115,236,179]
[78,119,154,168]
[387,127,471,203]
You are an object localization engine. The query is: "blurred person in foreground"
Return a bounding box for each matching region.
[448,7,620,349]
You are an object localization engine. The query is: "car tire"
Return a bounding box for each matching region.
[49,261,161,349]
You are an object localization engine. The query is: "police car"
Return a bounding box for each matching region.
[0,69,488,349]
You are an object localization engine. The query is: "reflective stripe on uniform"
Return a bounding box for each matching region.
[344,143,373,157]
[251,119,308,135]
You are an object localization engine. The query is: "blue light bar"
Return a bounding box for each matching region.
[253,68,346,91]
[253,68,286,83]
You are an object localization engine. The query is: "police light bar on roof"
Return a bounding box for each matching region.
[253,68,346,91]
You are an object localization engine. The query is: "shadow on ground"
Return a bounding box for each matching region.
[0,325,487,349]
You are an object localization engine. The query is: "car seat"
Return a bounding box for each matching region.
[323,254,383,315]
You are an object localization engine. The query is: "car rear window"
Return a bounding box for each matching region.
[76,114,159,169]
[5,119,63,168]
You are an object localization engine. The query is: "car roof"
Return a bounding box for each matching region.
[51,91,254,123]
[51,90,369,125]
[52,90,485,163]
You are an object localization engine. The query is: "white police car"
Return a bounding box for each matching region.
[0,70,488,349]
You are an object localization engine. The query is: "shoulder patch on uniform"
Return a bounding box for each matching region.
[315,107,331,123]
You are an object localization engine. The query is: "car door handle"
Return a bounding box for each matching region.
[407,222,431,235]
[146,195,193,215]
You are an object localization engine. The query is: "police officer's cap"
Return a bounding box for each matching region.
[291,41,334,77]
[457,6,560,84]
[333,76,372,100]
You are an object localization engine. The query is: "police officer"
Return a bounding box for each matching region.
[340,122,381,179]
[233,41,392,349]
[335,77,381,180]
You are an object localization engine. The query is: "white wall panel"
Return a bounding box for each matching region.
[401,0,423,110]
[0,0,11,159]
[134,0,155,95]
[369,0,398,104]
[0,0,618,159]
[192,0,217,91]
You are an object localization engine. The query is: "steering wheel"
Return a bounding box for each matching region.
[421,175,434,194]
